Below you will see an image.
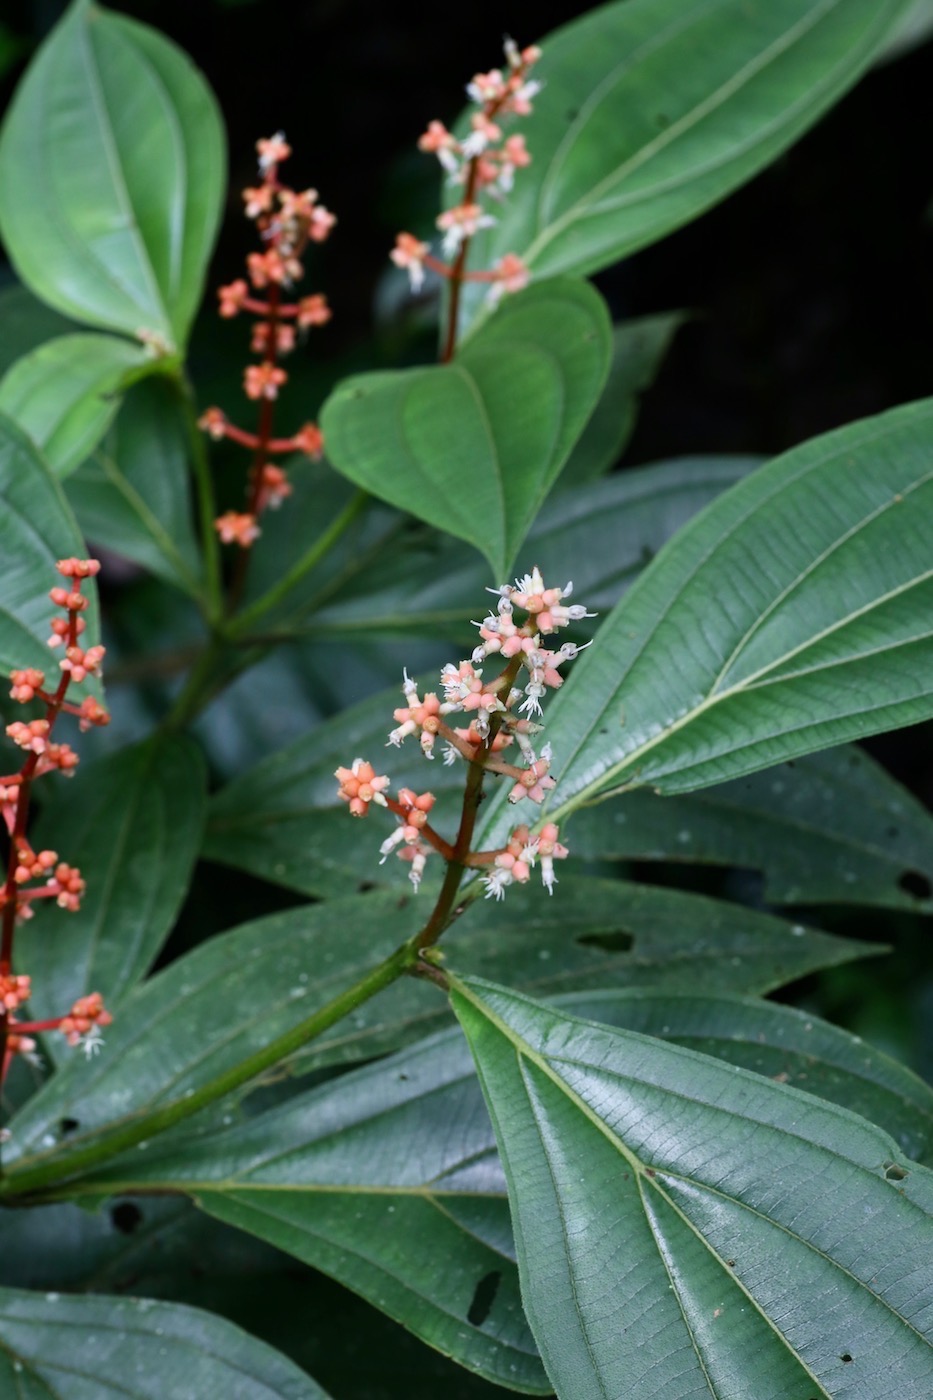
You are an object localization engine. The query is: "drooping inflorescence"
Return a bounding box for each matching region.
[390,38,541,309]
[335,567,592,901]
[199,134,333,550]
[0,561,113,1080]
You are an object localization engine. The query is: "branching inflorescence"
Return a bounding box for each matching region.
[0,561,113,1087]
[199,134,335,557]
[336,568,592,906]
[391,38,541,360]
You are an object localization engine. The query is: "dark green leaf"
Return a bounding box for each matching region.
[0,1285,331,1397]
[0,0,225,349]
[452,978,933,1399]
[474,398,933,856]
[0,410,102,674]
[558,313,684,487]
[25,735,206,1048]
[0,285,78,379]
[66,377,202,594]
[321,278,611,577]
[0,333,152,478]
[460,0,904,328]
[568,745,933,910]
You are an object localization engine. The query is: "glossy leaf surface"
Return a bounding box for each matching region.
[0,411,101,674]
[568,745,933,910]
[321,278,611,576]
[25,735,206,1041]
[452,978,933,1399]
[0,1285,331,1397]
[0,0,224,348]
[460,0,904,327]
[66,377,202,594]
[473,398,933,852]
[0,332,152,477]
[73,987,932,1392]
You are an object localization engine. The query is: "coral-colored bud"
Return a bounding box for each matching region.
[297,294,332,328]
[56,559,100,579]
[215,512,260,548]
[244,363,288,401]
[291,423,325,459]
[9,669,45,703]
[198,407,228,440]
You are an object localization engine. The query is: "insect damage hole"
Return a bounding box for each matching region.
[111,1202,143,1235]
[467,1270,501,1326]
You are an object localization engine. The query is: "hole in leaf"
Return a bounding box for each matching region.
[111,1202,143,1235]
[898,870,931,899]
[58,1117,80,1136]
[467,1270,501,1326]
[840,1354,853,1364]
[576,930,634,953]
[883,1161,908,1182]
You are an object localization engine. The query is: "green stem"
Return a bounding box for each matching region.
[173,372,224,625]
[0,943,414,1201]
[228,489,368,637]
[160,633,229,732]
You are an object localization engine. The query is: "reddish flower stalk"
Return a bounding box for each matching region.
[0,561,113,1090]
[389,38,541,362]
[198,133,335,606]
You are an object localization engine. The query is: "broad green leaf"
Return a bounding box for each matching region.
[0,410,102,674]
[0,0,225,349]
[557,313,684,487]
[452,978,933,1400]
[24,735,207,1048]
[67,988,930,1391]
[876,0,933,63]
[66,377,202,594]
[0,880,873,1187]
[459,0,905,329]
[474,397,933,850]
[568,745,933,910]
[0,284,78,378]
[0,1285,331,1398]
[72,1027,548,1394]
[0,333,152,478]
[321,278,611,577]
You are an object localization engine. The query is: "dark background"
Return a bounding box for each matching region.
[1,5,932,1393]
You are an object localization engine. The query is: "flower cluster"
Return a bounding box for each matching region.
[199,134,333,551]
[335,568,589,899]
[390,38,541,306]
[0,561,113,1080]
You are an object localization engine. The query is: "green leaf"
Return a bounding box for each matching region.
[321,278,611,577]
[0,0,225,349]
[0,410,102,674]
[558,313,684,487]
[64,986,931,1391]
[65,376,203,594]
[24,735,206,1048]
[568,744,933,910]
[0,1285,331,1397]
[474,397,933,850]
[452,978,933,1400]
[459,0,905,329]
[875,0,933,63]
[0,332,153,478]
[0,285,78,379]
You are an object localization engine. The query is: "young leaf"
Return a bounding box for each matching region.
[0,1285,331,1397]
[320,278,611,577]
[0,332,152,478]
[460,0,904,328]
[24,735,207,1049]
[451,977,933,1400]
[0,410,102,674]
[568,743,933,910]
[65,377,203,595]
[0,0,225,349]
[475,396,933,849]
